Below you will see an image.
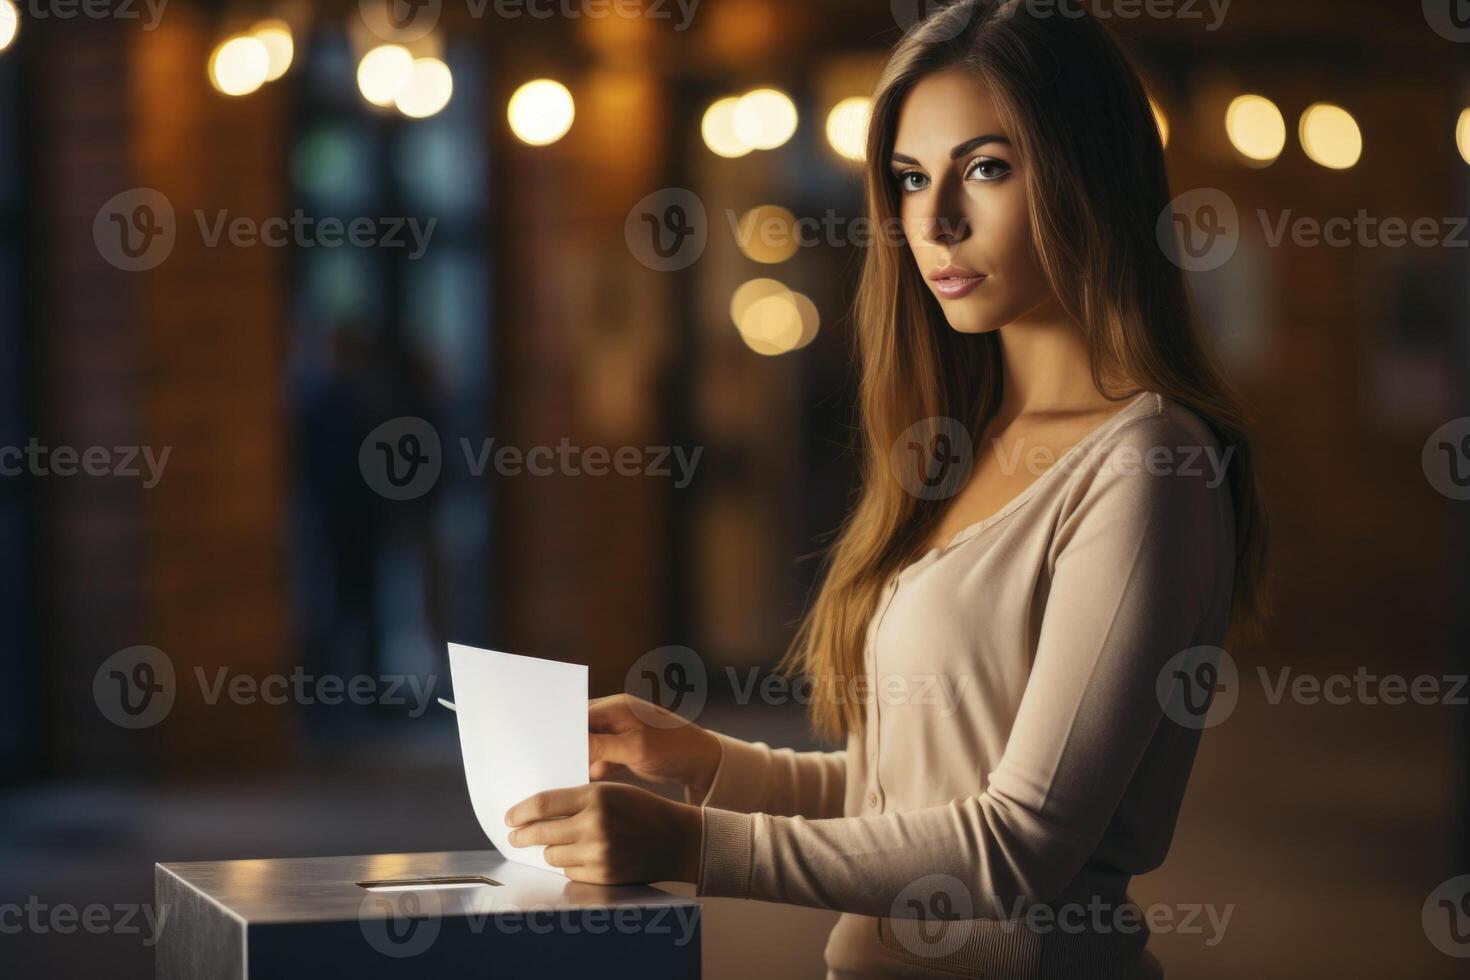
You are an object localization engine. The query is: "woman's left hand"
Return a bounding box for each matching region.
[504,782,702,885]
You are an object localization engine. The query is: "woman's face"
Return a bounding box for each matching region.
[890,67,1056,334]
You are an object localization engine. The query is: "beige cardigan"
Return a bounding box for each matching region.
[687,392,1236,979]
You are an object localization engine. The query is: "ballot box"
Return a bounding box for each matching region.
[154,850,701,979]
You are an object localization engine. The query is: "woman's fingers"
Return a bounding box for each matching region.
[508,813,584,848]
[504,785,589,827]
[540,844,587,870]
[589,730,647,768]
[588,694,640,733]
[589,759,626,781]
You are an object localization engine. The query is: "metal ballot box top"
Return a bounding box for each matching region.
[154,850,702,980]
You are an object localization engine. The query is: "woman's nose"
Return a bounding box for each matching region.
[913,204,970,246]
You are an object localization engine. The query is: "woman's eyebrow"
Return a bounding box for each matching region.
[890,133,1011,166]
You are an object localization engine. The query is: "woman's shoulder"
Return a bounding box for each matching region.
[1063,391,1234,509]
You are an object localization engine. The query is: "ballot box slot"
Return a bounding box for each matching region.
[355,875,503,891]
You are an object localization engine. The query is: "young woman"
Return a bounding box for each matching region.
[504,1,1269,976]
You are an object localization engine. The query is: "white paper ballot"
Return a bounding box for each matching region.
[446,643,589,876]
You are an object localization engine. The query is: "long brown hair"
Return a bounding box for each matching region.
[778,0,1270,741]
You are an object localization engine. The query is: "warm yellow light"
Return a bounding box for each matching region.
[357,44,414,108]
[209,36,270,97]
[701,97,750,158]
[733,88,797,151]
[1299,102,1361,170]
[730,280,818,356]
[0,0,18,54]
[1459,108,1470,167]
[736,205,799,264]
[733,288,820,356]
[507,79,574,146]
[825,96,870,161]
[1149,95,1169,148]
[731,278,787,322]
[395,57,453,119]
[250,20,293,82]
[1225,94,1286,164]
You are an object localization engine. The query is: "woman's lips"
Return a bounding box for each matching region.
[932,274,987,299]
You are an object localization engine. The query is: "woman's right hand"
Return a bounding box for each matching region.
[588,693,722,802]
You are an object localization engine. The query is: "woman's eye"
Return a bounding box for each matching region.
[896,171,928,193]
[966,157,1011,182]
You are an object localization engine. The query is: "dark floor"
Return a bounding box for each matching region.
[0,684,1459,979]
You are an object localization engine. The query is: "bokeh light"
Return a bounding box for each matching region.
[0,0,18,54]
[702,96,750,158]
[1458,108,1470,167]
[736,205,799,264]
[209,36,270,98]
[395,57,454,119]
[356,44,414,108]
[1225,94,1286,165]
[507,79,574,146]
[733,88,797,151]
[730,279,820,355]
[1150,94,1169,148]
[251,19,293,82]
[1299,102,1362,170]
[825,97,871,161]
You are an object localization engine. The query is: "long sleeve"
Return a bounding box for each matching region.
[684,729,848,819]
[695,415,1233,919]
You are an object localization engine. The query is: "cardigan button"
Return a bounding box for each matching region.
[866,792,878,808]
